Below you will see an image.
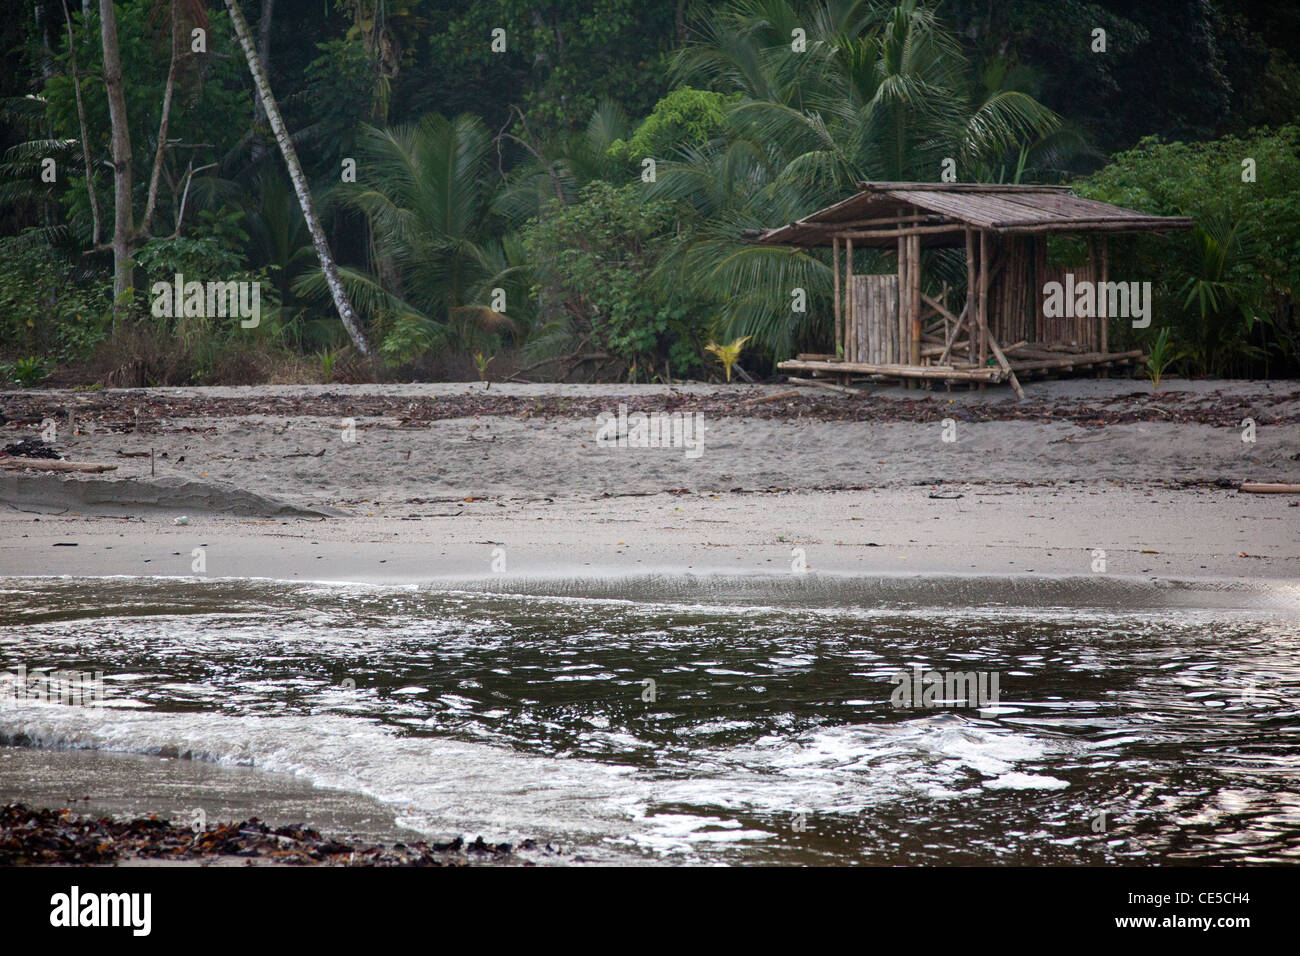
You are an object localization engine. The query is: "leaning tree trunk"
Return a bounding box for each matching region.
[100,0,134,318]
[223,0,370,354]
[249,0,273,163]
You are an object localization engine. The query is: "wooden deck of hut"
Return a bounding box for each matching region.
[747,183,1193,398]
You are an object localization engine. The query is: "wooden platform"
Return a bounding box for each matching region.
[779,347,1145,388]
[780,358,1002,382]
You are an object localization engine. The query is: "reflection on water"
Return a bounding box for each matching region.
[1,576,1298,865]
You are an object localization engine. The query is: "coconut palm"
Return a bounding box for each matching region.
[223,0,370,354]
[298,113,526,363]
[649,0,1069,356]
[1175,215,1267,376]
[492,99,635,228]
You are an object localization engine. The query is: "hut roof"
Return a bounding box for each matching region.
[747,182,1194,247]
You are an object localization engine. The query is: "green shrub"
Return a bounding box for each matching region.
[521,181,707,380]
[1079,127,1300,376]
[0,231,111,365]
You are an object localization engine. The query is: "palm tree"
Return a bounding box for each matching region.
[492,99,635,227]
[236,170,344,351]
[299,113,524,363]
[1175,215,1266,376]
[649,0,1067,355]
[223,0,370,354]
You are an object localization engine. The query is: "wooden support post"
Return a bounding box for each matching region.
[1083,238,1093,351]
[897,235,907,367]
[965,228,976,367]
[845,238,855,364]
[978,230,990,385]
[985,328,1026,401]
[1098,236,1109,377]
[832,236,841,359]
[909,233,921,368]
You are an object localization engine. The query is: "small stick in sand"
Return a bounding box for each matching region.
[740,389,801,405]
[1239,482,1300,494]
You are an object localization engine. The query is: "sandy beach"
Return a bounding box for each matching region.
[2,379,1297,583]
[3,378,1299,868]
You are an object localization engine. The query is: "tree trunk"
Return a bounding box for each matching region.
[100,0,135,317]
[141,0,179,237]
[250,0,273,163]
[60,0,100,246]
[35,1,55,80]
[224,0,370,354]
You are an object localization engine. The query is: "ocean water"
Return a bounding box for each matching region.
[1,575,1298,865]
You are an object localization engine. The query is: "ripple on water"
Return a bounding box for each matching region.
[0,576,1297,864]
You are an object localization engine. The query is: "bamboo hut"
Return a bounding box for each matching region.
[746,182,1193,397]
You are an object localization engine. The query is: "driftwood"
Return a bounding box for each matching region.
[514,348,611,377]
[787,376,867,396]
[740,388,801,405]
[0,456,117,473]
[1239,483,1300,495]
[779,358,1001,382]
[1008,349,1144,373]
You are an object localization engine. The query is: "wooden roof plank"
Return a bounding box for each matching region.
[749,182,1192,245]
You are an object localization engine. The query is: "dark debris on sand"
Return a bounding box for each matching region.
[0,803,532,866]
[1,437,61,458]
[3,385,1298,431]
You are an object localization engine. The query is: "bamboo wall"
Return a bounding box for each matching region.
[987,236,1035,347]
[832,229,1107,369]
[1034,238,1101,351]
[849,274,899,363]
[990,235,1101,352]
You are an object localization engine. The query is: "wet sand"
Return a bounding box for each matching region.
[2,482,1297,583]
[2,379,1297,584]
